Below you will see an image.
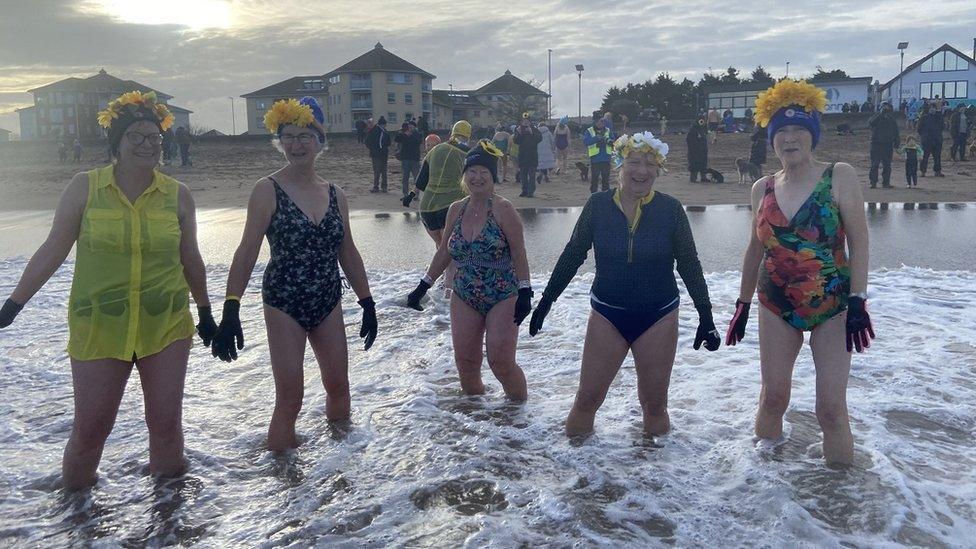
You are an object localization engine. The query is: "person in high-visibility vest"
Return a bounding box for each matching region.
[582,117,615,193]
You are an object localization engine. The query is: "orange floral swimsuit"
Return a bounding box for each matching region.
[756,164,850,330]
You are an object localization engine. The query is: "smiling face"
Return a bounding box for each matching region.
[618,151,659,197]
[772,125,814,166]
[116,120,162,168]
[278,124,322,165]
[462,165,493,196]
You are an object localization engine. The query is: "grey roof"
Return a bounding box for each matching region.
[811,77,873,85]
[325,43,434,79]
[167,104,192,113]
[432,90,486,108]
[28,69,173,101]
[0,128,11,134]
[475,70,547,97]
[241,76,323,98]
[880,43,976,90]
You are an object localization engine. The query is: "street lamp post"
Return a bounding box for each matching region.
[897,41,909,108]
[786,61,790,78]
[228,96,236,135]
[575,64,584,126]
[548,49,552,121]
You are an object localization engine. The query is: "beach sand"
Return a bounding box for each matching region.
[1,131,973,211]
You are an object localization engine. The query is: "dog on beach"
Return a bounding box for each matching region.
[704,168,725,184]
[574,161,589,182]
[734,158,762,184]
[835,123,853,135]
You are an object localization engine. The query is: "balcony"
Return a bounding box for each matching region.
[351,99,373,110]
[350,78,372,90]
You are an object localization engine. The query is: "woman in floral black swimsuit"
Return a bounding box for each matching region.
[212,97,378,452]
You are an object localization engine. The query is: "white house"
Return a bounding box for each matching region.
[881,43,976,107]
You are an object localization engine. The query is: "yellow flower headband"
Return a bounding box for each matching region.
[753,79,827,128]
[264,99,314,134]
[97,90,174,131]
[612,131,669,168]
[476,139,505,158]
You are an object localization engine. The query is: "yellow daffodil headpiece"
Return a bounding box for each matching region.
[97,90,175,132]
[612,131,669,168]
[753,79,827,128]
[263,99,314,134]
[462,140,504,183]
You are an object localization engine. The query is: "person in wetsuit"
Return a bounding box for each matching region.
[529,131,721,438]
[724,80,874,467]
[211,97,378,452]
[0,91,217,489]
[406,140,533,401]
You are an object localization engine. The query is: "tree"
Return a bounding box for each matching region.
[487,78,548,123]
[610,98,640,121]
[720,66,741,84]
[748,66,774,85]
[810,67,850,82]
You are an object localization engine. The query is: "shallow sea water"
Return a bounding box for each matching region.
[1,256,974,546]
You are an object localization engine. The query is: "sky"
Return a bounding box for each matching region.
[1,0,975,135]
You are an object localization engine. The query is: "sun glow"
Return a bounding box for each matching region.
[81,0,233,30]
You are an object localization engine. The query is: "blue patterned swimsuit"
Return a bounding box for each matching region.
[448,197,518,316]
[262,178,344,331]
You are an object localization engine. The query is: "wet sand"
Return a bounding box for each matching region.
[1,132,973,211]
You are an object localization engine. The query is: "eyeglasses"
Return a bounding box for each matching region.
[279,133,318,144]
[124,132,163,146]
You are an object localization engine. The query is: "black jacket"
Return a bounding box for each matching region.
[917,111,944,142]
[513,126,542,165]
[868,111,899,145]
[365,125,391,158]
[686,123,708,170]
[749,126,768,166]
[394,130,422,161]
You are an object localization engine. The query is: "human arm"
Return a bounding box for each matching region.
[177,184,216,344]
[211,179,274,361]
[672,202,720,351]
[407,202,463,311]
[833,162,874,352]
[335,186,377,350]
[2,172,87,326]
[494,199,533,324]
[415,158,430,191]
[726,180,766,345]
[529,197,594,335]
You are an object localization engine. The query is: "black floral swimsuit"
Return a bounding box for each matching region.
[262,177,344,331]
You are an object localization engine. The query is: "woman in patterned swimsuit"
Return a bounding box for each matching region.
[724,80,875,467]
[212,97,378,452]
[407,141,533,400]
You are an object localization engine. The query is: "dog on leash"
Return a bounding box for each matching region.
[835,123,853,135]
[734,158,762,184]
[574,161,590,182]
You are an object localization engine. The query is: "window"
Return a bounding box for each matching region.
[405,112,413,121]
[328,75,341,84]
[473,110,481,117]
[387,92,396,104]
[257,116,264,128]
[920,82,931,98]
[257,100,268,109]
[68,125,75,135]
[302,79,324,90]
[66,106,74,117]
[387,73,413,85]
[921,50,969,72]
[387,112,397,124]
[50,108,63,123]
[404,93,413,105]
[922,80,968,99]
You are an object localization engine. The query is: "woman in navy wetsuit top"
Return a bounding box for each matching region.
[530,132,720,437]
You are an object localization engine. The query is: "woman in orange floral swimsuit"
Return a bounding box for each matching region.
[724,80,875,467]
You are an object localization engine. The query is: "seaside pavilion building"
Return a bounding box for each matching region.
[880,43,976,107]
[17,69,191,141]
[241,43,435,135]
[703,77,874,118]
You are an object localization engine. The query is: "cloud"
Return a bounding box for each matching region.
[1,0,974,134]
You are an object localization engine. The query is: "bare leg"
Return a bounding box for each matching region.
[264,305,309,452]
[307,304,351,420]
[483,295,526,401]
[63,357,133,490]
[755,305,804,440]
[450,294,487,395]
[136,338,191,478]
[630,309,679,435]
[809,312,854,466]
[565,310,630,437]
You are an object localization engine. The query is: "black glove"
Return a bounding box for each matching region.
[846,296,875,353]
[195,305,218,346]
[725,300,751,346]
[407,279,431,311]
[694,315,721,351]
[402,191,416,207]
[528,296,553,336]
[358,297,377,351]
[514,288,533,325]
[211,299,244,362]
[0,298,24,329]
